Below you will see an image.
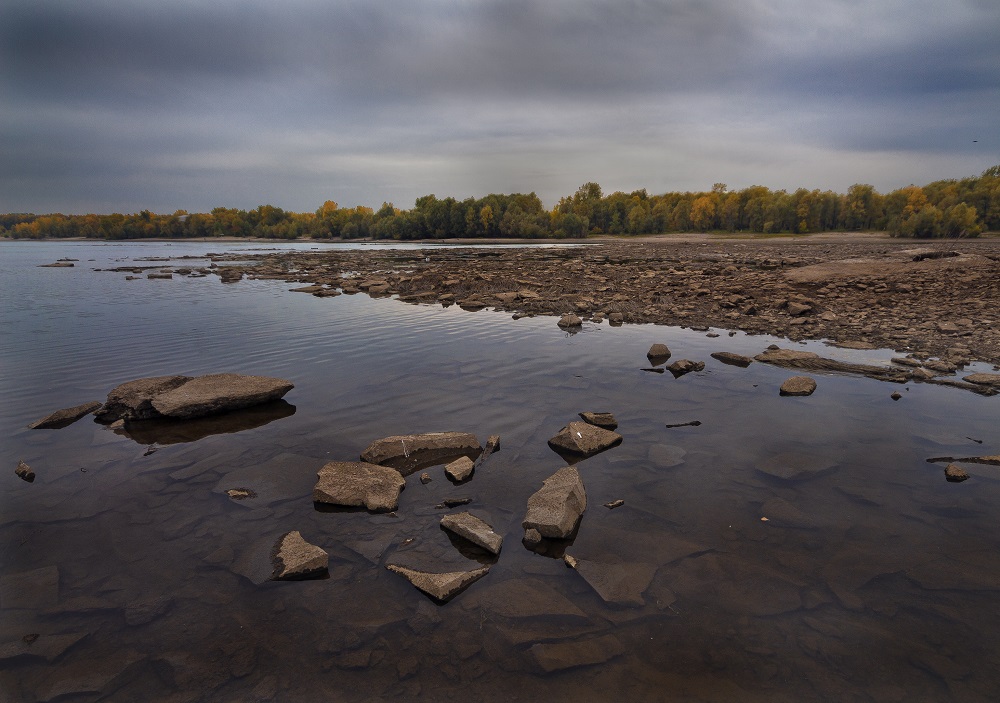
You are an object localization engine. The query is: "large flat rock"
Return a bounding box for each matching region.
[440,512,503,555]
[361,432,482,475]
[28,401,102,429]
[95,375,191,422]
[565,556,656,608]
[547,421,622,459]
[523,466,587,540]
[151,373,294,419]
[313,461,405,512]
[529,634,624,673]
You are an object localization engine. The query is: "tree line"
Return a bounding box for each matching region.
[4,166,998,240]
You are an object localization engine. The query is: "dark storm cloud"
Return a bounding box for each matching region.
[1,0,998,213]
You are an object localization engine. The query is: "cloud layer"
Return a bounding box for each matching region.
[2,0,998,213]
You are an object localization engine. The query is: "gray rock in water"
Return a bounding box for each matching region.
[780,376,817,396]
[647,343,671,360]
[564,556,655,607]
[386,564,490,602]
[667,359,705,377]
[547,421,622,458]
[471,434,501,471]
[608,312,624,326]
[523,466,587,540]
[557,314,583,328]
[361,432,482,475]
[711,351,753,368]
[445,456,475,482]
[529,635,624,673]
[963,373,1000,387]
[151,374,294,419]
[313,461,405,512]
[27,401,102,429]
[755,452,837,481]
[271,531,328,580]
[95,375,191,422]
[578,412,618,430]
[441,512,503,555]
[15,459,35,483]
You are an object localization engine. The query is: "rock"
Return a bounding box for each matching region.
[565,556,655,607]
[0,633,87,662]
[760,497,818,528]
[557,314,583,328]
[667,359,705,377]
[755,347,910,383]
[529,635,624,673]
[523,466,587,540]
[15,459,35,482]
[147,272,173,279]
[780,376,817,396]
[647,343,671,360]
[608,313,624,325]
[440,497,472,508]
[577,412,618,430]
[547,421,622,458]
[386,564,490,602]
[472,434,501,471]
[756,452,837,481]
[787,301,812,316]
[38,261,75,267]
[95,375,190,422]
[465,578,587,620]
[313,461,405,512]
[604,499,624,509]
[945,464,970,483]
[420,473,432,484]
[664,420,701,429]
[963,373,1000,387]
[27,401,102,429]
[361,432,482,475]
[445,456,475,481]
[125,596,173,625]
[150,374,294,419]
[271,531,329,580]
[710,351,753,367]
[440,512,503,555]
[891,391,902,400]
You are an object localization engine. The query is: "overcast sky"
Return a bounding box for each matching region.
[2,0,998,214]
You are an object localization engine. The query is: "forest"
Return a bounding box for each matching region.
[3,166,998,240]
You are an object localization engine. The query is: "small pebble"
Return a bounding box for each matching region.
[15,460,35,483]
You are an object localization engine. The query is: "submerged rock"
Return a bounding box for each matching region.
[547,421,622,459]
[271,531,328,580]
[440,512,503,555]
[386,564,490,602]
[313,461,405,512]
[471,434,501,471]
[529,635,624,673]
[15,459,35,483]
[361,432,482,475]
[780,376,817,396]
[95,374,293,423]
[27,401,102,429]
[756,452,837,481]
[578,412,618,430]
[445,456,475,482]
[564,556,655,607]
[0,633,87,662]
[523,466,587,540]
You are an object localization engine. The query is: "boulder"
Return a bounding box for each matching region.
[647,343,671,361]
[564,556,655,607]
[361,432,482,475]
[27,401,102,429]
[150,374,294,419]
[547,421,622,458]
[15,460,35,483]
[557,314,583,328]
[608,313,624,326]
[710,351,753,367]
[445,456,475,482]
[271,531,328,580]
[577,412,618,430]
[313,461,405,512]
[780,376,817,396]
[440,512,503,555]
[523,466,587,540]
[945,464,970,483]
[386,564,490,602]
[667,359,705,377]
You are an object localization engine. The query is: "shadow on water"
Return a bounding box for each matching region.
[111,400,296,445]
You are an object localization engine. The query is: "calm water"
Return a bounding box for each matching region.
[2,241,1000,702]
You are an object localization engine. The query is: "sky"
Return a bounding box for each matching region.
[2,0,998,215]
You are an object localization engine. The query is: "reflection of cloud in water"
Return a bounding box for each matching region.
[113,400,295,445]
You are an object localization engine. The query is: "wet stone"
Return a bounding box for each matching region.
[385,564,490,602]
[945,464,970,482]
[647,343,671,361]
[711,351,753,367]
[564,556,656,607]
[523,466,587,540]
[15,459,35,483]
[271,531,329,581]
[27,401,102,429]
[756,452,837,481]
[578,412,618,430]
[445,456,475,482]
[557,314,583,328]
[667,359,705,377]
[529,635,625,673]
[780,376,817,396]
[440,512,503,555]
[361,432,482,475]
[313,461,405,512]
[547,421,623,459]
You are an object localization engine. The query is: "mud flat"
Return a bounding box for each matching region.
[197,237,1000,366]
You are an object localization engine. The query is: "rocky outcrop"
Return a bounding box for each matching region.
[547,421,622,458]
[313,461,405,512]
[440,512,503,555]
[27,401,102,429]
[271,531,328,580]
[578,412,618,430]
[523,466,587,540]
[361,432,482,475]
[94,374,293,423]
[780,376,817,396]
[386,564,490,601]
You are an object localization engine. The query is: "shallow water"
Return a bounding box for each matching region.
[3,241,1000,702]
